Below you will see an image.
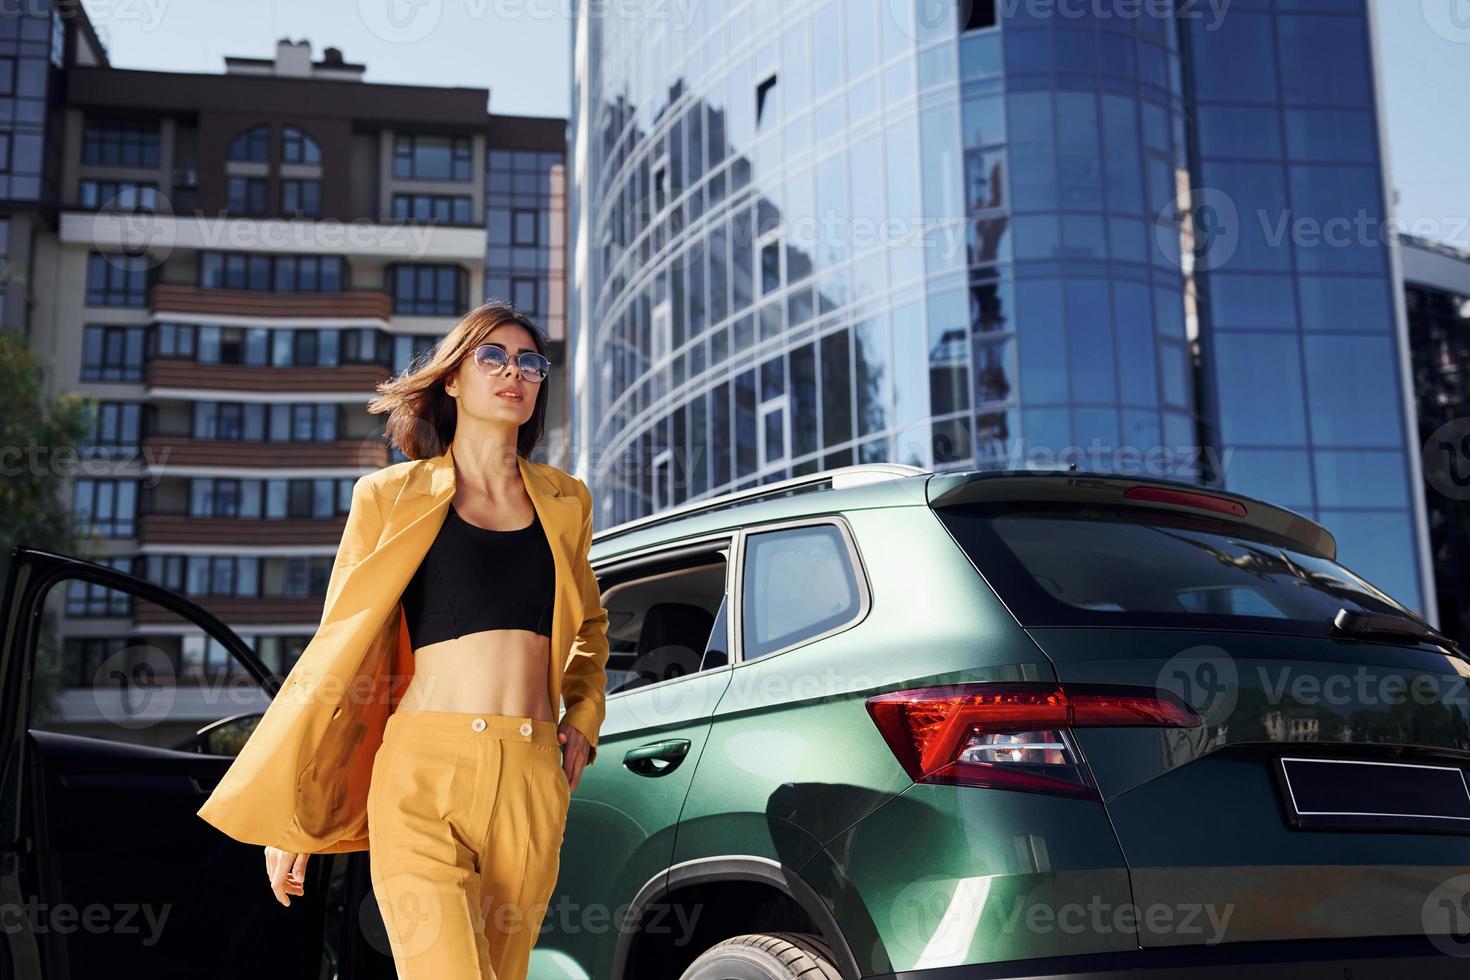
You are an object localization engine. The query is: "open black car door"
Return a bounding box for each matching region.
[0,547,335,979]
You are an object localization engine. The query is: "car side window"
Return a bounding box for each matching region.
[740,522,861,661]
[27,566,272,755]
[600,548,730,695]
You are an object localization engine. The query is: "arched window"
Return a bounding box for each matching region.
[281,125,321,165]
[227,124,270,162]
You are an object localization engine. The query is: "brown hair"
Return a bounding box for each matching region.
[368,300,552,460]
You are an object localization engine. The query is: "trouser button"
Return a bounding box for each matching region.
[471,718,487,732]
[519,721,533,736]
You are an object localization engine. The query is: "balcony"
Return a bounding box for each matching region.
[140,514,348,547]
[134,595,326,628]
[61,210,488,262]
[151,283,393,321]
[142,435,389,469]
[146,357,389,394]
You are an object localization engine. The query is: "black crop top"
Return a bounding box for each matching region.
[399,503,556,650]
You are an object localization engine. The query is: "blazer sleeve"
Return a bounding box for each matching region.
[559,477,609,765]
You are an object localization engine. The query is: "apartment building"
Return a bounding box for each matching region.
[15,26,567,740]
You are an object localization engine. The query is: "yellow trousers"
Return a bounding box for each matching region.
[367,710,570,979]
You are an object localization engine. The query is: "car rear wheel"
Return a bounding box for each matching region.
[678,931,843,980]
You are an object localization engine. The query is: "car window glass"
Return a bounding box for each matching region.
[603,554,728,695]
[29,573,270,754]
[741,523,860,660]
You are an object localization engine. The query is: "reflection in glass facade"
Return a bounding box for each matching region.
[1404,238,1470,648]
[568,0,1432,618]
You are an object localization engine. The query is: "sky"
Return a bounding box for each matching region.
[77,0,1469,253]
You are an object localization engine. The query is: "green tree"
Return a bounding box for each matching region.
[0,329,96,726]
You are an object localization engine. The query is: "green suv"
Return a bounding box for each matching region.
[547,464,1470,979]
[3,465,1468,979]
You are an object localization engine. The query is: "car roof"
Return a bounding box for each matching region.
[588,464,1336,563]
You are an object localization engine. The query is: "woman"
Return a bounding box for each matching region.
[212,300,608,979]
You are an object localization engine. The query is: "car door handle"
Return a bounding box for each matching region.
[622,738,691,777]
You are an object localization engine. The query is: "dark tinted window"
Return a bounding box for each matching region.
[937,502,1419,634]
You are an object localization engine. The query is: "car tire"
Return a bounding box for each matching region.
[678,931,843,980]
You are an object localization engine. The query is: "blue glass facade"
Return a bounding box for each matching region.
[568,0,1432,618]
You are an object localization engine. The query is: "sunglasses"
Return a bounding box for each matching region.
[471,343,551,383]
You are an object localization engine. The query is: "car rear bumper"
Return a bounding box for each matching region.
[863,935,1468,979]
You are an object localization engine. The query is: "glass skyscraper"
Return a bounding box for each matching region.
[568,0,1433,620]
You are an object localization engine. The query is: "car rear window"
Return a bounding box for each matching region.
[935,501,1420,634]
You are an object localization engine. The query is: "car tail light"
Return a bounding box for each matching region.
[865,682,1202,800]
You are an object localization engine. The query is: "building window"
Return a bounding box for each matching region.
[512,208,538,245]
[392,192,473,224]
[511,276,538,314]
[185,476,354,520]
[190,401,340,442]
[72,478,138,537]
[393,333,440,372]
[273,254,342,291]
[196,325,271,366]
[86,252,151,306]
[80,179,158,211]
[82,325,146,381]
[82,118,160,168]
[0,132,11,172]
[281,125,321,164]
[83,402,142,456]
[390,264,466,315]
[154,321,195,358]
[199,251,344,292]
[226,176,268,215]
[227,124,270,162]
[281,178,320,217]
[484,149,560,325]
[0,57,13,96]
[64,559,134,617]
[150,554,336,600]
[393,133,472,181]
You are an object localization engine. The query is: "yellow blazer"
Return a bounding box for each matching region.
[195,444,610,855]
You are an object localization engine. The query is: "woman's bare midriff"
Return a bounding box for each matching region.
[397,627,555,720]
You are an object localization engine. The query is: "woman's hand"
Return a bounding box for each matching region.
[265,846,307,907]
[556,723,591,792]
